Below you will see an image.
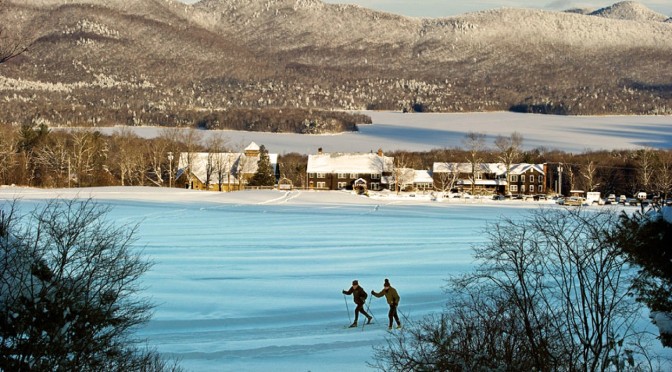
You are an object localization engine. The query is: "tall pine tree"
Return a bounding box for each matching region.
[248,145,275,186]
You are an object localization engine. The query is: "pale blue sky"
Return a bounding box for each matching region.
[179,0,671,17]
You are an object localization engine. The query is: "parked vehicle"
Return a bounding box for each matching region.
[636,191,647,200]
[619,195,627,204]
[586,192,602,205]
[607,194,616,203]
[563,197,585,206]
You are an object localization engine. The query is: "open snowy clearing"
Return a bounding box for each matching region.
[3,186,669,371]
[85,111,672,153]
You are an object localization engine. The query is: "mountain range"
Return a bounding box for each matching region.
[0,0,671,130]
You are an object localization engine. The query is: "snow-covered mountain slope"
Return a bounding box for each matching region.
[590,1,670,22]
[1,0,671,120]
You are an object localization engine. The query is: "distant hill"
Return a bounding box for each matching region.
[0,0,671,130]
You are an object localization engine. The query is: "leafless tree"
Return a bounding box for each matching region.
[204,133,229,191]
[653,149,672,200]
[579,159,601,192]
[463,132,486,195]
[69,129,100,187]
[0,0,31,65]
[434,163,460,195]
[373,208,654,371]
[111,127,143,186]
[636,147,656,193]
[34,131,71,187]
[495,132,523,195]
[0,125,18,185]
[392,152,415,193]
[0,198,182,371]
[176,129,203,189]
[566,162,577,192]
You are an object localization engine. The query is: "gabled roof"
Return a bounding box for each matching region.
[509,163,545,175]
[245,142,260,152]
[307,152,394,174]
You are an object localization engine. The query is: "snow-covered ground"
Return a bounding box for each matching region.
[86,111,672,154]
[3,186,667,371]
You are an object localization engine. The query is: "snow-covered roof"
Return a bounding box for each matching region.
[433,162,545,176]
[433,162,507,175]
[509,163,545,175]
[307,152,394,174]
[413,170,433,184]
[245,142,260,152]
[177,151,278,184]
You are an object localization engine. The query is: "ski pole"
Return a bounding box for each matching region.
[366,295,377,323]
[362,295,375,331]
[343,293,351,323]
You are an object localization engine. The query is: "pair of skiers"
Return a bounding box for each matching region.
[342,278,401,330]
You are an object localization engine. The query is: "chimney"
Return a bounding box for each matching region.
[377,148,383,157]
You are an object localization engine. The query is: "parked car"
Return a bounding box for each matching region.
[563,196,584,206]
[492,194,505,201]
[619,195,627,204]
[607,194,616,204]
[533,194,547,201]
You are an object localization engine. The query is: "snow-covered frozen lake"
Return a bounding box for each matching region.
[2,186,582,371]
[88,111,672,153]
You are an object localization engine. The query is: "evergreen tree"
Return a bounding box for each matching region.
[248,145,275,186]
[613,210,672,346]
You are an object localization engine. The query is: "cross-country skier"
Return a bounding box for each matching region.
[342,280,372,327]
[371,278,401,330]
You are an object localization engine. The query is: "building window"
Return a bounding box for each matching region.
[538,185,543,193]
[538,175,544,183]
[316,173,326,179]
[529,185,535,193]
[316,182,326,189]
[350,173,358,179]
[371,182,380,190]
[476,173,483,180]
[521,175,526,182]
[338,173,347,179]
[510,175,518,182]
[530,175,535,182]
[337,182,348,189]
[510,185,518,192]
[371,173,381,180]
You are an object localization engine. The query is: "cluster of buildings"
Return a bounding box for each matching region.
[176,142,550,196]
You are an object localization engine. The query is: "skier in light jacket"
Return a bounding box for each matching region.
[371,278,401,330]
[342,280,372,327]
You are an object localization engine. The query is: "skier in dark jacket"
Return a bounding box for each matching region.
[372,278,401,330]
[342,280,372,327]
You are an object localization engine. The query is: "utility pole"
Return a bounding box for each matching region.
[167,152,174,188]
[557,164,563,196]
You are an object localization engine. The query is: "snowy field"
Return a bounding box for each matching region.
[87,111,672,153]
[1,186,627,371]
